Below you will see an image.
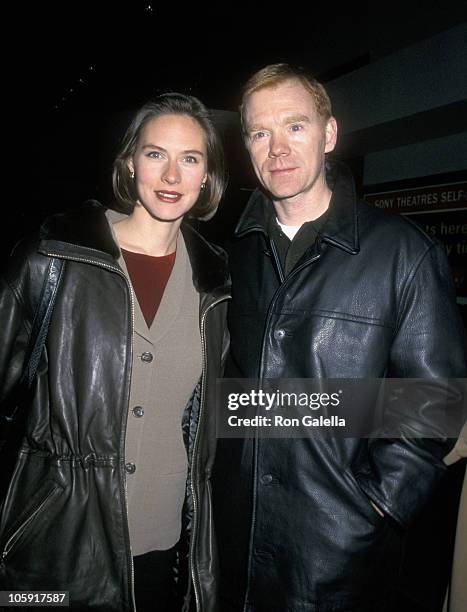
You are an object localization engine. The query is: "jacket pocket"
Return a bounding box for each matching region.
[344,468,385,526]
[1,479,63,564]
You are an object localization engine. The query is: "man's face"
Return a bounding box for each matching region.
[243,79,337,203]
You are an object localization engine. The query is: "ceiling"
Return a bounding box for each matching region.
[22,1,467,114]
[3,1,465,260]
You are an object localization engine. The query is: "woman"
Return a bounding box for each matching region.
[0,94,230,611]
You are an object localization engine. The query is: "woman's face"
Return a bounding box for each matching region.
[128,113,208,222]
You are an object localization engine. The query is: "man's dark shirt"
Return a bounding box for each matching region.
[268,210,329,276]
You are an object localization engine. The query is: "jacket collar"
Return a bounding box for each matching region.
[38,200,230,295]
[39,200,121,260]
[181,222,231,295]
[234,159,360,255]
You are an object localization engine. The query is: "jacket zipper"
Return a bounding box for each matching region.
[269,238,285,284]
[244,247,321,610]
[189,295,230,612]
[45,251,137,611]
[1,486,59,564]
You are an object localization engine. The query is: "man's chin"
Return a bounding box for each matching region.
[261,177,302,201]
[266,187,301,201]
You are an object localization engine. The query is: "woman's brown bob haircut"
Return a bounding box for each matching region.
[113,93,226,221]
[240,63,333,135]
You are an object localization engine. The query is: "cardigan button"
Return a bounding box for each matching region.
[125,462,136,474]
[132,406,144,418]
[141,351,154,363]
[260,474,273,485]
[274,329,285,339]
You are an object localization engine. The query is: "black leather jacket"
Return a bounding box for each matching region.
[0,201,230,611]
[213,162,466,611]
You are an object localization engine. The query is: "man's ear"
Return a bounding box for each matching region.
[324,117,337,153]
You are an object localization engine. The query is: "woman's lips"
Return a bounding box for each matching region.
[155,190,183,203]
[269,167,296,175]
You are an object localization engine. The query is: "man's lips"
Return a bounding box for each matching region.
[155,190,183,203]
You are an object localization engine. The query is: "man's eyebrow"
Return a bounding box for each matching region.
[283,114,310,124]
[247,124,266,134]
[247,114,311,134]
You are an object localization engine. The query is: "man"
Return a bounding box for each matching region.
[212,64,466,612]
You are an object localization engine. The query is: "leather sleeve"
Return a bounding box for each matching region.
[0,275,30,407]
[354,242,467,526]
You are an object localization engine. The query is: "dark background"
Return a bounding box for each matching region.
[8,1,467,255]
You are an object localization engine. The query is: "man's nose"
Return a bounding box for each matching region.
[162,160,181,184]
[268,133,290,158]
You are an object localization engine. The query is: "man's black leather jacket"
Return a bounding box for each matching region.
[213,161,466,611]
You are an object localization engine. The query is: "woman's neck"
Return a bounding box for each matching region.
[113,205,181,256]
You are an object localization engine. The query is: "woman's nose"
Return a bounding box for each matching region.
[161,161,181,184]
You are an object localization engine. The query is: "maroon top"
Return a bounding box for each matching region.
[121,249,176,328]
